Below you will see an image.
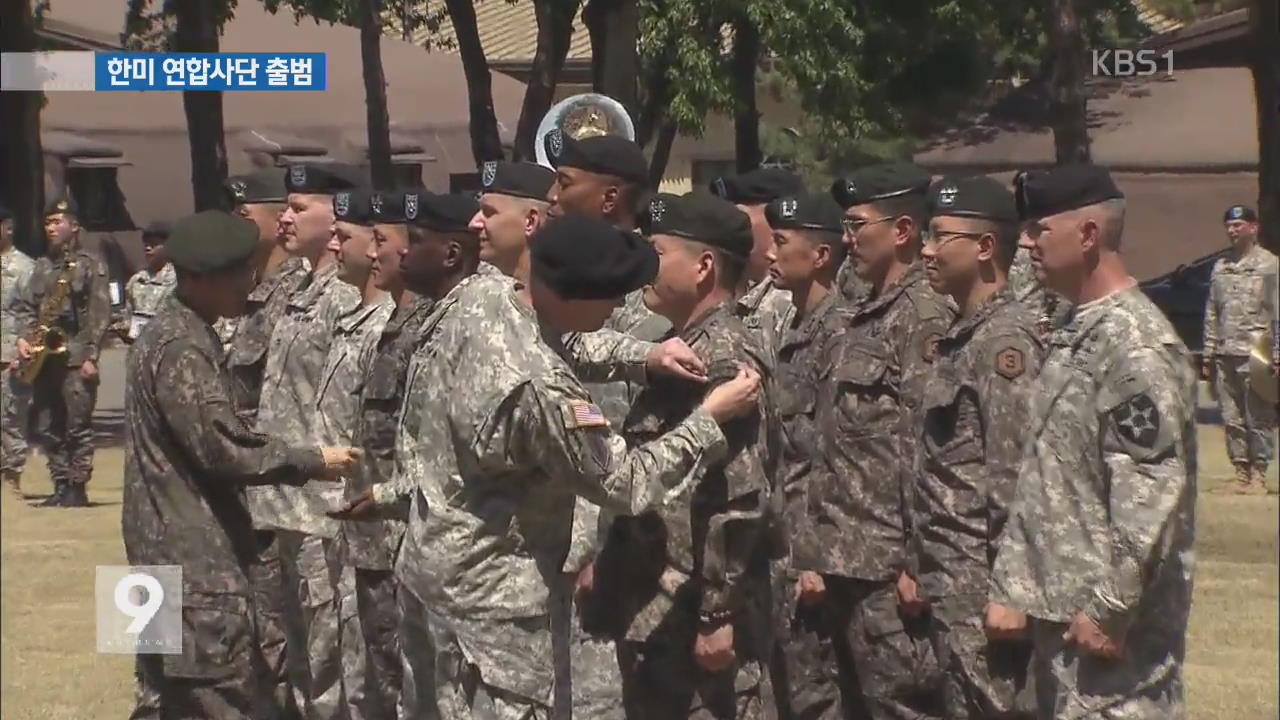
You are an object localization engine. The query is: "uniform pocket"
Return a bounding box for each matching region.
[162,592,253,680]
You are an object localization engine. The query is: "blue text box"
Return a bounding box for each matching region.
[95,52,327,91]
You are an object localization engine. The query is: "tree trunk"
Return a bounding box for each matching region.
[359,0,394,188]
[583,0,607,93]
[635,55,672,148]
[584,0,637,116]
[515,0,578,161]
[173,0,228,211]
[647,120,677,187]
[0,0,45,257]
[1250,0,1279,255]
[445,0,505,162]
[731,14,761,172]
[1046,0,1090,164]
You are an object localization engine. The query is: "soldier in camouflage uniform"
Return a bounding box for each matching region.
[587,193,780,719]
[911,176,1043,720]
[803,164,956,720]
[122,210,360,720]
[118,220,176,343]
[991,165,1197,720]
[220,168,313,720]
[759,192,847,720]
[338,213,761,720]
[318,188,398,720]
[248,163,364,720]
[544,132,671,720]
[1,204,36,495]
[11,197,112,508]
[1203,204,1278,494]
[708,169,805,365]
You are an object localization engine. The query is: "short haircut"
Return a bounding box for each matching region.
[683,238,746,291]
[795,228,847,269]
[615,178,648,217]
[871,193,928,235]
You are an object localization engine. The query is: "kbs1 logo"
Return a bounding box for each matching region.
[1091,49,1174,77]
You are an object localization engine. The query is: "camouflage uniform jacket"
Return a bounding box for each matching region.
[12,246,112,366]
[224,256,309,424]
[1203,245,1279,357]
[122,295,324,594]
[1009,247,1070,338]
[804,261,955,580]
[1,245,36,363]
[247,262,360,536]
[835,256,869,306]
[913,289,1044,602]
[123,263,177,339]
[775,290,841,566]
[347,295,435,571]
[991,288,1197,643]
[382,274,728,703]
[734,276,796,368]
[596,301,781,642]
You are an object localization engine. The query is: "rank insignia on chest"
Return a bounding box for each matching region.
[566,400,609,429]
[994,346,1026,380]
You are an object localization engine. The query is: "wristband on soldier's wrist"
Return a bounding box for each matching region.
[697,608,733,629]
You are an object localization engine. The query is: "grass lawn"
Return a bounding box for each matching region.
[2,429,1277,719]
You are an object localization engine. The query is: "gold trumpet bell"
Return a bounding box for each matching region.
[534,93,636,168]
[1247,331,1278,405]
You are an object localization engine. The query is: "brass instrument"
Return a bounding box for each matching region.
[534,93,636,168]
[1247,330,1277,405]
[16,252,79,385]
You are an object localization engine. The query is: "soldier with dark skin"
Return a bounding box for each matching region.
[122,210,361,720]
[911,176,1043,720]
[11,197,112,508]
[760,191,848,720]
[801,163,956,720]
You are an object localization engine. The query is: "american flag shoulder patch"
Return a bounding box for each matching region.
[566,399,609,429]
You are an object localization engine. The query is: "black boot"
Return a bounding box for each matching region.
[62,483,89,508]
[38,481,68,507]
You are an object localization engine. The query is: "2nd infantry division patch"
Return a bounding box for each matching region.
[994,347,1026,380]
[1112,393,1161,449]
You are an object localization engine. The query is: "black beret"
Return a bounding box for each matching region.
[285,162,365,195]
[142,220,172,242]
[224,169,287,205]
[765,192,844,232]
[0,203,11,221]
[333,189,377,226]
[643,192,753,258]
[710,168,804,205]
[480,160,555,201]
[45,196,79,218]
[831,162,932,209]
[530,215,658,300]
[405,192,479,233]
[370,189,413,224]
[1014,164,1124,222]
[167,210,258,274]
[1224,204,1257,223]
[545,131,649,185]
[926,176,1017,223]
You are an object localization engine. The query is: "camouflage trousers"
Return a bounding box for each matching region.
[349,567,403,720]
[28,363,97,486]
[767,563,846,720]
[0,369,31,476]
[927,595,1033,720]
[129,590,275,720]
[802,576,942,720]
[250,531,306,720]
[1214,356,1277,470]
[616,621,774,720]
[398,585,440,720]
[566,626,625,720]
[424,609,557,720]
[1028,619,1185,720]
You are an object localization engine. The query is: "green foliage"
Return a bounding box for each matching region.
[123,0,241,50]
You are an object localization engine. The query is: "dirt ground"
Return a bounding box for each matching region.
[1,426,1277,719]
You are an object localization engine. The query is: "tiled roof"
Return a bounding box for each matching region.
[405,1,593,63]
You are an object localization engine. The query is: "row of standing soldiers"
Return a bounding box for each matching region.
[5,134,1208,720]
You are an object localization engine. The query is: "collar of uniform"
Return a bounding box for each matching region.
[382,295,434,338]
[289,261,342,310]
[337,294,394,333]
[735,276,776,315]
[140,263,176,284]
[782,288,838,349]
[677,299,733,345]
[852,261,926,320]
[943,286,1017,344]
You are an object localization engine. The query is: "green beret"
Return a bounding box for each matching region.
[642,191,753,258]
[831,162,932,209]
[927,176,1017,223]
[1014,164,1123,221]
[765,192,844,232]
[167,210,258,274]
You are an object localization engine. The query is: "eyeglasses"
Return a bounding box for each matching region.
[922,230,986,248]
[841,216,895,235]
